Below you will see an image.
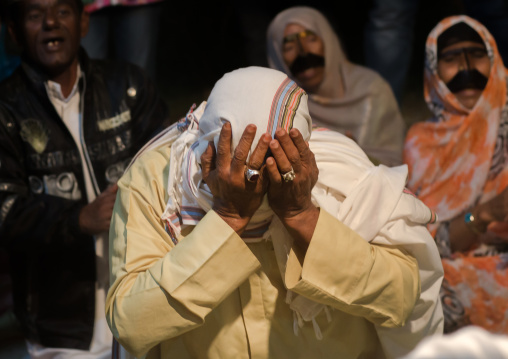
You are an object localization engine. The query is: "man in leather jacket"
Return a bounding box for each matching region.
[0,0,167,357]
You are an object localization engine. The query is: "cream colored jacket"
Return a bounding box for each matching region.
[106,145,427,359]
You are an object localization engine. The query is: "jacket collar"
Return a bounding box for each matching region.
[20,47,90,87]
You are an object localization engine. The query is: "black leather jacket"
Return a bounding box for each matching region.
[0,51,167,349]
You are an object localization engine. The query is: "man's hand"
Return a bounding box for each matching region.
[266,128,319,250]
[450,188,508,252]
[478,187,508,224]
[201,122,270,234]
[79,184,118,235]
[266,128,318,218]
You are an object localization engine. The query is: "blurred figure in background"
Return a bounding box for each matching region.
[364,0,420,104]
[81,0,163,80]
[267,6,406,167]
[404,15,508,334]
[462,0,508,65]
[0,0,167,357]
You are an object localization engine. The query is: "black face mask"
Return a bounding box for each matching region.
[446,69,488,93]
[289,53,325,76]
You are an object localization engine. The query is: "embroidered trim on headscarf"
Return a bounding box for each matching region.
[268,78,306,136]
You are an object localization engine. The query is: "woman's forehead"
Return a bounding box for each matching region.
[439,41,486,55]
[284,23,307,36]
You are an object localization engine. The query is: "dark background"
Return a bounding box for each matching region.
[0,0,506,356]
[154,0,467,125]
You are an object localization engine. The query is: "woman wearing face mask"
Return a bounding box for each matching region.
[404,16,508,334]
[267,7,406,167]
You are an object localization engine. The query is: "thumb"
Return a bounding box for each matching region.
[102,183,118,196]
[201,141,216,182]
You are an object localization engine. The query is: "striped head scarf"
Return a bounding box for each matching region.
[161,66,311,242]
[404,15,508,231]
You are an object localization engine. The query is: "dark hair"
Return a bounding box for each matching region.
[2,0,84,23]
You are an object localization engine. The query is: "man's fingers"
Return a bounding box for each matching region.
[275,128,301,171]
[266,157,282,186]
[98,197,116,212]
[289,129,309,158]
[269,139,293,174]
[99,219,111,233]
[216,122,233,170]
[231,124,257,176]
[100,184,118,198]
[102,199,116,211]
[201,141,216,181]
[248,133,271,170]
[107,183,118,193]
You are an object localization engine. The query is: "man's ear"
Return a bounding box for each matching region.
[80,11,90,38]
[7,21,20,48]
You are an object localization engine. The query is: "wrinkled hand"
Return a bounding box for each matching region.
[480,218,508,245]
[266,128,318,220]
[201,122,270,234]
[79,184,118,235]
[480,230,508,245]
[266,128,319,250]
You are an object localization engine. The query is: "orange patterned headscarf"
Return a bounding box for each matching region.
[404,16,508,228]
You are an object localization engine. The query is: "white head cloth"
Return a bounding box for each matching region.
[401,326,508,359]
[129,66,443,358]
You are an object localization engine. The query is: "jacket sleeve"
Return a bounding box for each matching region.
[284,209,420,328]
[106,148,261,357]
[0,106,87,251]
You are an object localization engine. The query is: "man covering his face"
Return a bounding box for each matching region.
[105,66,444,359]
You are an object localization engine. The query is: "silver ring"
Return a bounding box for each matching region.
[281,167,296,182]
[245,168,260,182]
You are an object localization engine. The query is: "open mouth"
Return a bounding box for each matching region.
[43,37,64,49]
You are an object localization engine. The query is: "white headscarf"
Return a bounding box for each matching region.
[130,66,443,358]
[267,6,406,166]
